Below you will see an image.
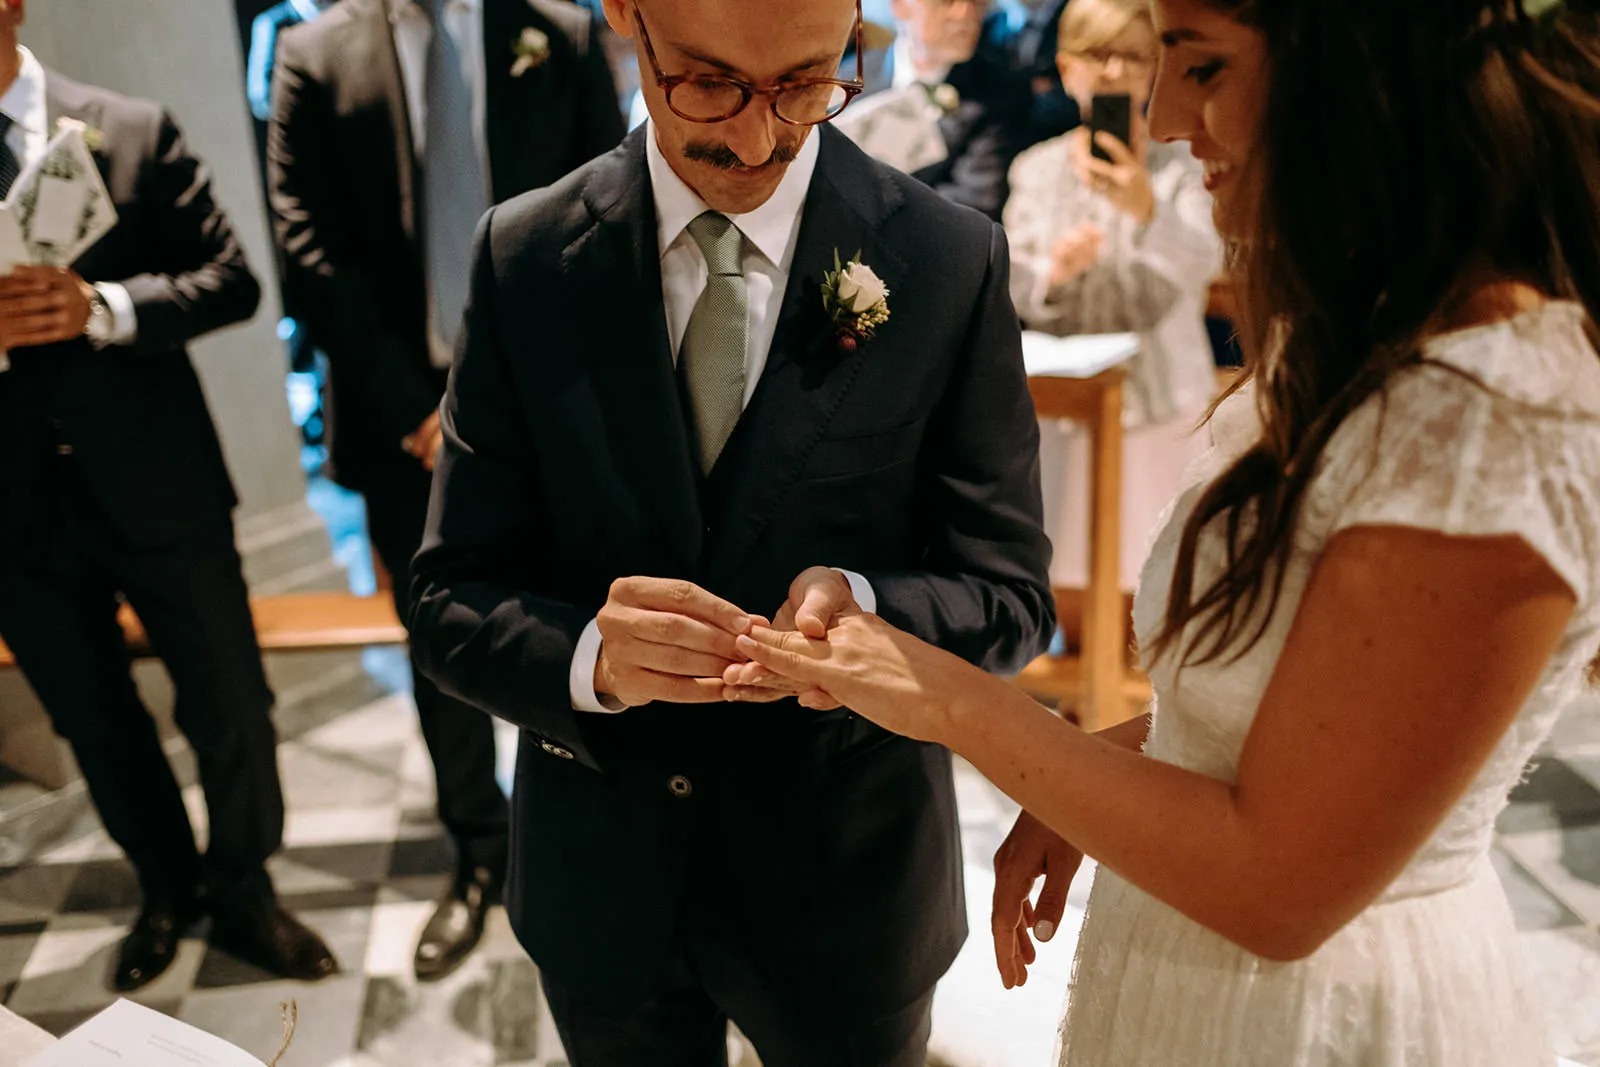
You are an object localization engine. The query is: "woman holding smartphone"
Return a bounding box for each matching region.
[1005,0,1222,596]
[729,0,1600,1062]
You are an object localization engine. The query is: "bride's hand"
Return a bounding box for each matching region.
[731,614,976,744]
[992,810,1084,989]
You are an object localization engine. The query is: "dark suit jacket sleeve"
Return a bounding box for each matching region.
[268,33,442,447]
[409,208,600,768]
[861,222,1055,675]
[111,109,262,352]
[934,111,1011,220]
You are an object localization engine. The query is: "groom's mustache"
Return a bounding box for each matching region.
[683,139,802,171]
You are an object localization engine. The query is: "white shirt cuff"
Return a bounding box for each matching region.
[570,616,629,714]
[833,568,877,614]
[94,282,138,346]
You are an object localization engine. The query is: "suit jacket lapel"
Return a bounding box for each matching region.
[704,127,908,582]
[376,0,420,243]
[577,129,703,569]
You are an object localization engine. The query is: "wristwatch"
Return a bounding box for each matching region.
[83,284,113,347]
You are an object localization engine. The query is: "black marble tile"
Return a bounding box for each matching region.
[487,958,542,1062]
[1498,758,1600,835]
[0,929,42,992]
[192,942,290,990]
[0,918,48,937]
[59,859,144,913]
[278,884,382,913]
[357,974,412,1049]
[280,840,394,886]
[388,833,456,880]
[1490,847,1583,930]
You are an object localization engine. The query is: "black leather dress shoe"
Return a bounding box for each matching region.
[113,895,203,992]
[414,867,498,982]
[211,903,339,982]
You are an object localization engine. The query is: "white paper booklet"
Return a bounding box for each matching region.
[21,999,265,1067]
[832,85,950,175]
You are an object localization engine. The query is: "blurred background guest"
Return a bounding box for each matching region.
[842,0,1031,220]
[977,0,1077,147]
[267,0,624,983]
[0,0,338,993]
[1003,0,1219,598]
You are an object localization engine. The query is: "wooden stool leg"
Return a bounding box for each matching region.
[1076,375,1125,733]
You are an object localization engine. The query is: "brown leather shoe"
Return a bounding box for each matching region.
[210,903,339,982]
[113,894,203,992]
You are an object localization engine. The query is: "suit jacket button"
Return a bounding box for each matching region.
[667,774,693,798]
[541,741,575,760]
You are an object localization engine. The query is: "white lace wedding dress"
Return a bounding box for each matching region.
[1056,302,1600,1066]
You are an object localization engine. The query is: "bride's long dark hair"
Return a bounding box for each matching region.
[1148,0,1600,669]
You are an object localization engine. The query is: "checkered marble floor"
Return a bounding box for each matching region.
[2,649,1599,1066]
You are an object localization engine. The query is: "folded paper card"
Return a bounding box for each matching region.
[21,999,271,1067]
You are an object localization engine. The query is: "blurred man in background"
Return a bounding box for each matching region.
[268,0,624,981]
[0,0,337,993]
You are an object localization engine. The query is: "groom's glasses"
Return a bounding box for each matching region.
[635,1,866,126]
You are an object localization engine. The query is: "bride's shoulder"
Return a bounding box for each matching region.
[1414,300,1600,417]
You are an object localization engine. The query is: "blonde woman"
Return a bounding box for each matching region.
[1005,0,1222,594]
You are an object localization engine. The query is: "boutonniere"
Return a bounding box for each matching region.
[928,83,960,114]
[821,251,890,355]
[54,116,103,153]
[511,27,551,77]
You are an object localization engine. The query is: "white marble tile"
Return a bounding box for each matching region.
[16,923,124,982]
[284,805,403,849]
[1500,827,1600,924]
[181,972,366,1067]
[298,694,420,755]
[33,828,124,866]
[363,896,435,979]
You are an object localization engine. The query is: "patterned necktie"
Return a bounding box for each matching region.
[0,115,19,201]
[680,211,749,474]
[423,0,489,366]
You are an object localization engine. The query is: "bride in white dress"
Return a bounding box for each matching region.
[726,0,1600,1062]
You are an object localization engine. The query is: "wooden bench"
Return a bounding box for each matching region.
[0,591,407,669]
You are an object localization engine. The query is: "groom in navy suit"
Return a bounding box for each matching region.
[410,0,1053,1061]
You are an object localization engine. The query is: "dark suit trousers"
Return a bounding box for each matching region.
[361,458,509,878]
[0,454,280,906]
[541,820,935,1067]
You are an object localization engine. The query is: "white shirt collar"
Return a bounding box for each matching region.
[892,33,951,89]
[644,119,820,269]
[290,0,329,23]
[0,47,45,138]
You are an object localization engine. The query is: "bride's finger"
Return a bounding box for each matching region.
[734,630,831,684]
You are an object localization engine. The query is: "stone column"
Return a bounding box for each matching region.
[1,1,344,791]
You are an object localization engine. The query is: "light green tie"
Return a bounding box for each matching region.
[680,211,749,474]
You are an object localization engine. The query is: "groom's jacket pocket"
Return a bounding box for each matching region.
[802,420,925,482]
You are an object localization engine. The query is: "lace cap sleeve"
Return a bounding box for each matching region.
[1305,351,1600,606]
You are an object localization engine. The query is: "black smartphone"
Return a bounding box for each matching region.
[1090,93,1133,163]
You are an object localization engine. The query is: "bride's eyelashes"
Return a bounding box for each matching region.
[1186,59,1225,85]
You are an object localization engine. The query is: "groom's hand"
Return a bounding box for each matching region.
[722,567,856,706]
[992,810,1084,990]
[594,577,754,707]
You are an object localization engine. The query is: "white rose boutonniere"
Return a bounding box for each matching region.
[54,116,104,153]
[821,251,890,354]
[511,27,551,77]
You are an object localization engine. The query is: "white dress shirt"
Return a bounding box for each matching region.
[0,46,136,351]
[567,122,875,713]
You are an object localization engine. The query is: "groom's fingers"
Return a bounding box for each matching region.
[606,634,733,679]
[617,578,752,634]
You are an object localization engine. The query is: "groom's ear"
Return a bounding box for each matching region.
[601,0,635,40]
